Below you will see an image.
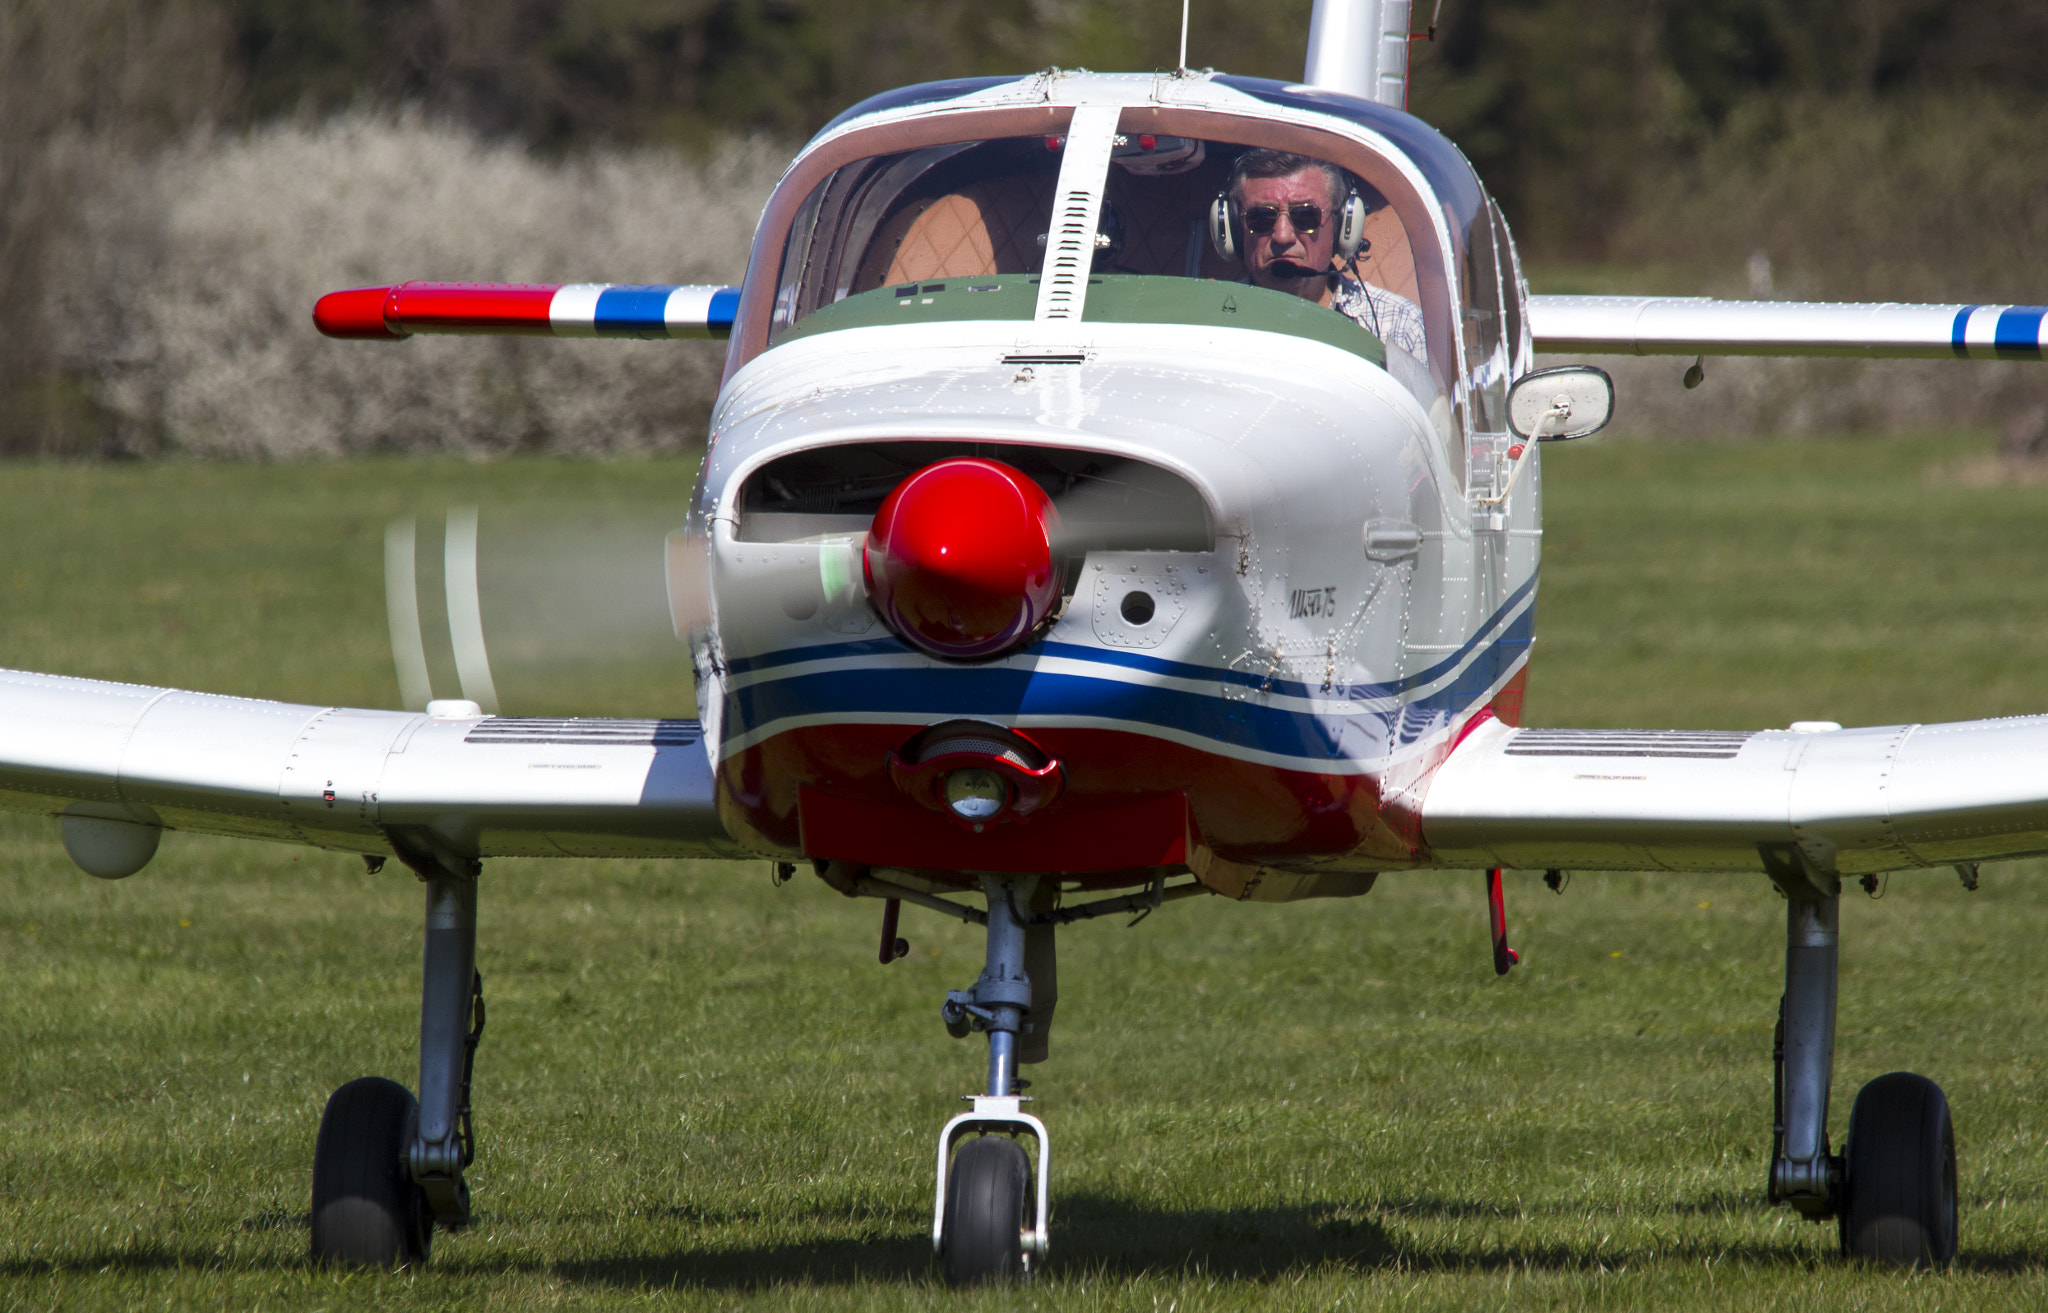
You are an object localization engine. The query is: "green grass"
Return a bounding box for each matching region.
[7,432,2048,1308]
[0,458,703,717]
[1527,431,2048,728]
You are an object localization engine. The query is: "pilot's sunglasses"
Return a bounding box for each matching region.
[1242,202,1325,236]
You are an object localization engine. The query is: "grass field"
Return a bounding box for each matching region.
[8,432,2048,1309]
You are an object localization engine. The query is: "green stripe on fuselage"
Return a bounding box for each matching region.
[780,273,1388,367]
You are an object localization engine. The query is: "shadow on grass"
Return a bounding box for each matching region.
[516,1194,2048,1288]
[9,1196,2045,1287]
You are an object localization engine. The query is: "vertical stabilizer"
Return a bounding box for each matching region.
[1303,0,1411,108]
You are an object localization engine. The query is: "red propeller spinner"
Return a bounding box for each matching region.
[863,458,1061,660]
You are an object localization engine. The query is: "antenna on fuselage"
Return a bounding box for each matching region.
[1177,0,1191,73]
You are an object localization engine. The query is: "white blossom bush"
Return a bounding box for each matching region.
[50,115,782,458]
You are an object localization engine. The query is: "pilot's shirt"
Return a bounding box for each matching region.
[1330,275,1429,364]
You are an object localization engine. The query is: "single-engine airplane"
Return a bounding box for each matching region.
[8,0,2048,1284]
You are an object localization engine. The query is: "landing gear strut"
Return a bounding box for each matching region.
[1768,877,1840,1216]
[1763,854,1957,1266]
[932,874,1052,1286]
[311,847,486,1268]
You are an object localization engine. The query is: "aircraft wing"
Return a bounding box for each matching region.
[0,669,745,867]
[313,282,741,340]
[1422,716,2048,878]
[1529,295,2048,360]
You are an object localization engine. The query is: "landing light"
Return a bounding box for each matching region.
[886,720,1066,828]
[943,769,1011,821]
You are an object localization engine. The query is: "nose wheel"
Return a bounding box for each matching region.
[940,1133,1036,1285]
[931,874,1053,1285]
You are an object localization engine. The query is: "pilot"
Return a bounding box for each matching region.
[1228,149,1428,364]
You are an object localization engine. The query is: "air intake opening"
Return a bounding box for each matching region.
[738,441,1214,598]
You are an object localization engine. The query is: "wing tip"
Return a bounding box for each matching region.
[313,285,402,339]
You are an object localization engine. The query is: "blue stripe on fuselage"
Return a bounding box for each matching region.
[720,588,1536,765]
[723,572,1539,706]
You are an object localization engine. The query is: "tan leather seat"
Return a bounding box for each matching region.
[855,177,1054,291]
[1348,204,1420,307]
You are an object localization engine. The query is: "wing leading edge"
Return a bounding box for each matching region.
[1423,717,2048,876]
[0,669,745,865]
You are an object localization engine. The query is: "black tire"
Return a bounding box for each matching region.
[310,1076,432,1268]
[941,1134,1031,1286]
[1839,1071,1958,1268]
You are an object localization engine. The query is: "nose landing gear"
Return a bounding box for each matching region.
[931,874,1052,1285]
[1762,852,1958,1267]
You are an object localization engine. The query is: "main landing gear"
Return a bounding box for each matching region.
[1764,853,1958,1267]
[311,847,487,1268]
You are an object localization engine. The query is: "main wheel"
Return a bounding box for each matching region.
[941,1134,1031,1286]
[310,1076,432,1268]
[1839,1071,1957,1268]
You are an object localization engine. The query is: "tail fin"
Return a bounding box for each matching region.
[1303,0,1414,109]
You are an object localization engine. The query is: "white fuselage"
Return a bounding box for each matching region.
[686,72,1539,887]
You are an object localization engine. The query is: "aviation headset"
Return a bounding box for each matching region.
[1208,165,1369,266]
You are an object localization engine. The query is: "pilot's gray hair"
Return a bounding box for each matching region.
[1227,149,1346,211]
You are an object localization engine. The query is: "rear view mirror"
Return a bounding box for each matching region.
[1507,366,1615,441]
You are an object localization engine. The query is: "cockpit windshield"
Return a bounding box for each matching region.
[752,103,1512,480]
[769,136,1063,335]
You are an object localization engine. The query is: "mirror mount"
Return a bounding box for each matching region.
[1475,365,1619,512]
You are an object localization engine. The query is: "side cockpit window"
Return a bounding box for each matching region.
[1492,197,1532,377]
[1459,195,1510,441]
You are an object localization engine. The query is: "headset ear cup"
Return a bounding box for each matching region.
[1335,192,1368,263]
[1207,195,1238,263]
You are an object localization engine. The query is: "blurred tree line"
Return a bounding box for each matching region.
[146,1,2048,241]
[3,0,2045,453]
[13,0,2045,253]
[1418,0,2048,256]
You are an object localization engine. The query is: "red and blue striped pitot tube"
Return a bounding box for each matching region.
[314,282,741,340]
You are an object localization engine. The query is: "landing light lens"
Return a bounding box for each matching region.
[944,769,1010,820]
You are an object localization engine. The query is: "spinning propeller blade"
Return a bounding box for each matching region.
[383,504,697,715]
[382,455,1218,705]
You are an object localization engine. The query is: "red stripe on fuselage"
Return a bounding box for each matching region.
[715,717,1484,888]
[1489,665,1528,727]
